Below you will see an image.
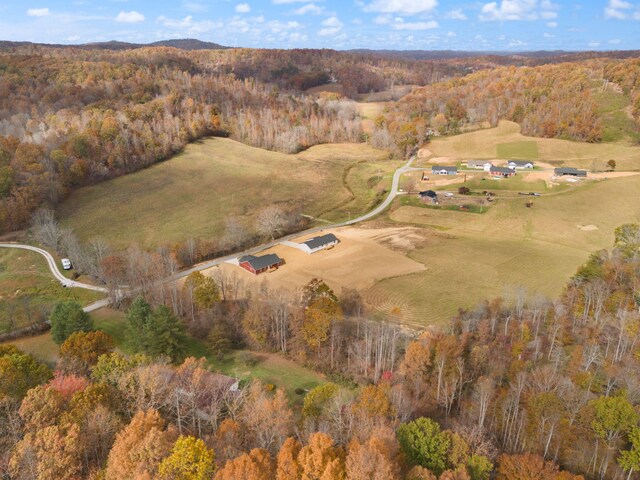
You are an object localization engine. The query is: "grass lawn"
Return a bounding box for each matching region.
[58,138,395,249]
[0,248,104,334]
[373,174,640,328]
[428,121,640,171]
[496,141,539,160]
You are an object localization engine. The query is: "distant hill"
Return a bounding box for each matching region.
[347,48,640,62]
[0,38,228,51]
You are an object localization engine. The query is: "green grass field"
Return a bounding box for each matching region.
[429,121,640,171]
[58,139,395,248]
[373,174,640,327]
[0,248,104,334]
[496,141,539,160]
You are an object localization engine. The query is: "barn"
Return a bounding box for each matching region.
[299,233,339,254]
[238,253,284,275]
[554,167,587,177]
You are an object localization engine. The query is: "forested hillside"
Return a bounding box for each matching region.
[1,224,638,479]
[377,58,640,155]
[0,46,468,233]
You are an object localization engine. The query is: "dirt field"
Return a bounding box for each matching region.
[58,139,396,248]
[425,121,640,171]
[202,226,426,293]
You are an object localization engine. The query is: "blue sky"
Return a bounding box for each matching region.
[0,0,638,50]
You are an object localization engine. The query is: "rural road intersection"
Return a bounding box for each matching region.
[0,155,417,310]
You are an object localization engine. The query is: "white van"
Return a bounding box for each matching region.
[61,258,72,270]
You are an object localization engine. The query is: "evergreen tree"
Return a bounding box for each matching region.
[49,301,93,345]
[144,305,188,362]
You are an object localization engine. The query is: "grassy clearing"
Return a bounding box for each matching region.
[496,141,539,160]
[372,175,640,327]
[0,248,104,333]
[593,87,640,144]
[58,138,394,249]
[428,121,640,171]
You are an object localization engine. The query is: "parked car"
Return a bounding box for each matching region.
[443,192,454,197]
[61,258,72,270]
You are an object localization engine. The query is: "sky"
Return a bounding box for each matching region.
[0,0,638,51]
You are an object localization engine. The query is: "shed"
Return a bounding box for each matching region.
[299,233,339,254]
[419,190,437,199]
[238,253,284,275]
[431,166,458,175]
[554,167,587,177]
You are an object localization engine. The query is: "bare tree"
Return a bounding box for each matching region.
[30,208,61,249]
[255,206,287,240]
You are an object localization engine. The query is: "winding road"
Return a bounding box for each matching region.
[0,155,417,310]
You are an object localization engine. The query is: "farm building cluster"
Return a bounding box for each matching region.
[429,160,535,179]
[237,233,340,275]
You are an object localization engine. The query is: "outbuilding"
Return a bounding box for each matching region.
[299,233,339,254]
[554,167,587,177]
[467,160,493,171]
[238,253,284,275]
[431,166,458,175]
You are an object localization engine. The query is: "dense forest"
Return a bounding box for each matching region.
[376,58,640,155]
[1,221,639,479]
[0,46,468,233]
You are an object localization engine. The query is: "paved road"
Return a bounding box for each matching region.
[1,155,417,306]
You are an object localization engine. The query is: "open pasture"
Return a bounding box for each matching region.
[370,174,640,327]
[58,138,395,249]
[426,121,640,171]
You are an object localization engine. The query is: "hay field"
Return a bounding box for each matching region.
[374,174,640,327]
[427,121,640,171]
[58,138,395,248]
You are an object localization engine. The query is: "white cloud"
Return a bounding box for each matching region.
[273,0,311,3]
[480,0,537,21]
[115,11,145,23]
[235,3,251,13]
[157,14,221,33]
[27,7,50,17]
[318,16,343,35]
[392,19,438,30]
[604,0,640,19]
[546,21,557,27]
[293,3,324,14]
[608,38,621,44]
[158,15,193,28]
[479,0,558,21]
[445,8,467,20]
[543,32,555,37]
[446,30,456,36]
[588,41,601,47]
[373,15,392,24]
[363,0,438,15]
